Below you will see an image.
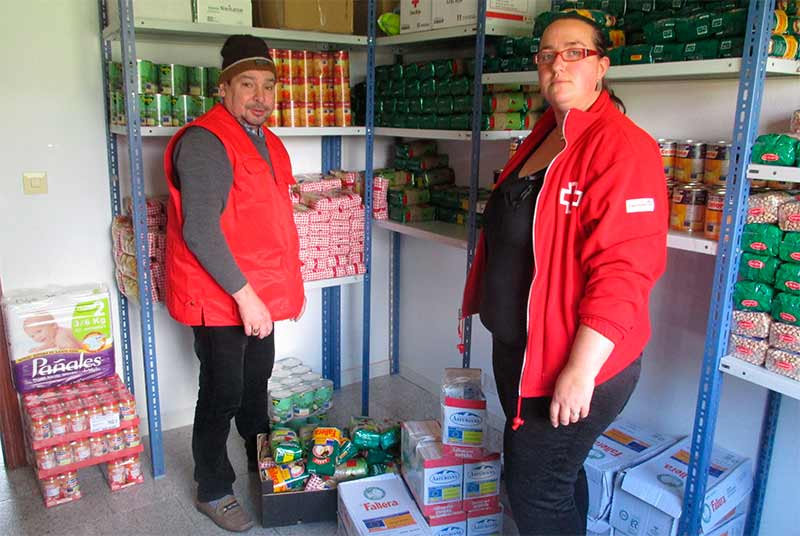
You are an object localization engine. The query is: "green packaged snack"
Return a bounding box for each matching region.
[336,439,358,465]
[777,0,800,16]
[421,97,438,115]
[274,440,304,464]
[435,115,452,130]
[368,461,399,477]
[407,154,449,171]
[376,65,391,82]
[733,281,774,312]
[389,204,437,223]
[751,134,798,167]
[599,0,628,17]
[607,47,625,65]
[298,425,317,450]
[389,63,404,80]
[769,34,800,59]
[450,77,471,96]
[269,428,297,452]
[382,98,397,115]
[711,9,747,37]
[404,62,420,79]
[437,78,452,97]
[780,232,800,263]
[436,206,463,224]
[431,186,467,209]
[415,168,456,189]
[561,8,618,28]
[499,57,523,72]
[520,55,535,71]
[406,114,422,129]
[332,457,369,482]
[739,253,780,284]
[389,79,405,98]
[349,416,381,450]
[388,188,431,207]
[436,97,454,115]
[497,36,516,58]
[420,79,438,98]
[379,422,401,451]
[417,61,436,81]
[308,427,343,476]
[376,79,390,96]
[643,19,679,44]
[434,59,464,79]
[514,37,537,56]
[622,45,654,64]
[449,113,473,130]
[772,292,800,325]
[683,40,720,61]
[652,43,685,62]
[719,37,745,58]
[405,79,421,98]
[676,13,714,43]
[775,263,800,295]
[452,95,472,114]
[396,99,410,115]
[743,224,783,257]
[364,448,397,465]
[408,98,424,115]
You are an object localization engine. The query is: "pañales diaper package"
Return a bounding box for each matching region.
[2,284,115,392]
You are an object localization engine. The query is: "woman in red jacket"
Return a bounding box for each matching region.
[462,13,668,535]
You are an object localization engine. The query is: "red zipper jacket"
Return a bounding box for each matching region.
[163,104,304,326]
[462,91,668,429]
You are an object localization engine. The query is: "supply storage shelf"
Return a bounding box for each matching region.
[748,164,800,183]
[481,58,800,85]
[110,126,367,137]
[102,18,367,47]
[374,127,530,141]
[376,24,531,48]
[304,275,364,290]
[667,231,717,255]
[720,355,800,402]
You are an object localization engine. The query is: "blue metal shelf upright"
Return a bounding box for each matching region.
[679,1,787,534]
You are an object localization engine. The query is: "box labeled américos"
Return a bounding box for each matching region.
[401,441,463,517]
[466,505,504,536]
[463,451,501,512]
[426,510,467,536]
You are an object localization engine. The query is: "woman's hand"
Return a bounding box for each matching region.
[550,365,595,428]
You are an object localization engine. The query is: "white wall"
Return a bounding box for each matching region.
[394,77,800,534]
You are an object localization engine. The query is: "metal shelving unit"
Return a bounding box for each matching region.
[374,127,531,140]
[679,2,800,535]
[99,0,376,477]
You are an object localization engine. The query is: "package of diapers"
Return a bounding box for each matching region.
[1,284,115,393]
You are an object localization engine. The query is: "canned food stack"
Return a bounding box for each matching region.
[769,6,800,60]
[273,49,351,128]
[268,358,334,427]
[731,189,800,383]
[107,60,221,128]
[257,417,400,495]
[21,375,143,506]
[385,140,453,223]
[539,2,753,67]
[111,196,167,303]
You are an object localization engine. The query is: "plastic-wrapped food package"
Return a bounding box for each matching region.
[731,311,772,339]
[308,427,343,476]
[441,368,486,459]
[765,348,800,381]
[747,192,792,224]
[775,263,800,295]
[769,322,800,353]
[267,461,309,492]
[779,201,800,231]
[728,334,768,366]
[750,134,798,166]
[349,416,381,450]
[780,232,800,263]
[772,292,800,325]
[739,253,780,284]
[742,223,783,256]
[733,281,774,312]
[332,457,369,482]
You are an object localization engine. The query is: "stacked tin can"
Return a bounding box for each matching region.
[661,138,731,240]
[267,358,335,428]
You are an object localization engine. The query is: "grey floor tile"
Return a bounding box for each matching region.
[273,520,338,535]
[0,467,40,502]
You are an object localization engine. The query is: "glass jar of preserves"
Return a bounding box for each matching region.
[50,411,68,437]
[35,448,56,470]
[89,436,109,458]
[54,442,74,467]
[106,431,125,453]
[72,440,91,463]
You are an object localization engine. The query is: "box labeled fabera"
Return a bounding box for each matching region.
[400,0,432,33]
[610,438,752,536]
[463,451,501,512]
[338,474,429,536]
[584,419,679,521]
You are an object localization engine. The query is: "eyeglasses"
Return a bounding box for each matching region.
[535,48,601,65]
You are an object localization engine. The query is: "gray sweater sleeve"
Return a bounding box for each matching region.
[172,127,248,295]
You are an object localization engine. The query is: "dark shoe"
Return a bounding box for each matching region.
[196,495,254,532]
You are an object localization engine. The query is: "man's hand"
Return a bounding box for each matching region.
[233,283,273,338]
[292,296,307,322]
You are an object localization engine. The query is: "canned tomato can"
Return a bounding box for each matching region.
[171,95,190,127]
[671,184,708,232]
[704,187,726,240]
[155,94,172,127]
[304,102,319,127]
[322,102,336,127]
[335,102,352,126]
[658,138,677,180]
[675,140,706,183]
[136,59,157,94]
[281,101,306,127]
[158,63,188,96]
[704,141,730,186]
[188,67,207,96]
[334,50,350,80]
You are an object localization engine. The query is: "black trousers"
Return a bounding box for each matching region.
[492,337,641,536]
[192,326,274,502]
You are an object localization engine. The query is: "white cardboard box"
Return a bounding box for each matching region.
[587,516,614,536]
[338,474,429,536]
[192,0,252,26]
[706,512,745,536]
[466,505,504,536]
[427,510,467,536]
[463,452,501,512]
[609,438,752,536]
[584,419,680,521]
[400,0,432,33]
[401,441,464,517]
[108,0,193,23]
[432,0,537,31]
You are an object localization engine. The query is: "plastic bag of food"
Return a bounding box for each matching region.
[652,43,685,62]
[274,441,304,465]
[349,416,381,450]
[778,201,800,232]
[772,292,800,324]
[368,461,399,477]
[676,14,714,43]
[365,448,397,466]
[414,168,455,189]
[732,311,772,339]
[747,192,792,224]
[711,9,747,37]
[728,334,769,366]
[336,438,358,465]
[298,424,317,450]
[379,421,401,451]
[304,473,337,492]
[561,9,617,27]
[742,224,783,256]
[733,281,774,312]
[683,39,721,61]
[775,263,800,296]
[644,18,678,44]
[308,427,343,476]
[765,348,800,381]
[388,188,431,207]
[332,457,369,482]
[269,428,297,452]
[389,204,437,223]
[267,461,309,493]
[441,367,485,401]
[780,232,800,263]
[769,321,800,353]
[751,134,798,167]
[739,253,780,284]
[622,44,654,65]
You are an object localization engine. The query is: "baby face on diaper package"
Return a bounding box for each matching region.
[2,284,115,393]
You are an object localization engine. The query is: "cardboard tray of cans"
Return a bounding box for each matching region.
[36,444,144,480]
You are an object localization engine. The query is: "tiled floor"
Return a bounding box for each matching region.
[0,375,517,535]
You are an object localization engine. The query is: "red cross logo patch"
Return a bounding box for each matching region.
[560,182,583,214]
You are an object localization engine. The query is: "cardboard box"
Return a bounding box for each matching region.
[253,0,355,34]
[402,420,441,467]
[193,0,252,26]
[108,0,193,23]
[463,452,501,512]
[401,441,464,517]
[587,516,614,536]
[609,438,752,536]
[400,0,432,33]
[584,419,680,521]
[441,397,486,459]
[338,474,429,536]
[258,469,337,527]
[432,0,537,31]
[706,513,745,536]
[426,511,467,536]
[466,505,504,536]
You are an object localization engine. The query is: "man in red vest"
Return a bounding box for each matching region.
[163,35,305,532]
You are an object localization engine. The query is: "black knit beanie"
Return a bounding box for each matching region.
[219,34,276,84]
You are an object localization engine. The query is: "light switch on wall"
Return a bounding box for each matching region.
[23,172,48,195]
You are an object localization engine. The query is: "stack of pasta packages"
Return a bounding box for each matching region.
[730,135,800,383]
[291,174,366,282]
[111,197,167,303]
